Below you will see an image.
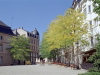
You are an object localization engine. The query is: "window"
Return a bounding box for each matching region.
[94,18,99,27]
[91,36,94,46]
[0,36,3,40]
[89,21,93,33]
[83,8,87,15]
[0,56,3,64]
[34,41,35,44]
[31,53,33,57]
[94,20,98,27]
[0,45,3,51]
[33,46,35,50]
[89,21,92,25]
[88,5,91,13]
[6,44,11,50]
[34,46,35,50]
[33,46,34,50]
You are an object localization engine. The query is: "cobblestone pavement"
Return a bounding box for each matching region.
[0,64,87,75]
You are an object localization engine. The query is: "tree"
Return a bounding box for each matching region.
[48,49,59,62]
[10,35,31,64]
[41,8,88,68]
[46,8,88,50]
[46,8,88,65]
[92,0,100,15]
[40,32,51,58]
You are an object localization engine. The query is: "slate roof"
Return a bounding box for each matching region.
[27,32,35,37]
[27,28,39,37]
[0,21,14,35]
[13,27,39,38]
[0,21,9,27]
[32,28,39,35]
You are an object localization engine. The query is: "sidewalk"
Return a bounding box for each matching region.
[0,64,87,75]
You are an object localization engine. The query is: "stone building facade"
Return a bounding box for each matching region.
[0,20,39,66]
[72,0,100,51]
[0,21,14,66]
[13,27,39,64]
[72,0,100,68]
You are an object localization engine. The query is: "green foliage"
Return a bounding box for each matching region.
[40,32,50,58]
[89,67,100,72]
[48,49,59,60]
[46,8,88,50]
[40,48,50,58]
[79,72,100,75]
[92,0,100,15]
[88,35,100,72]
[40,8,88,59]
[10,35,31,61]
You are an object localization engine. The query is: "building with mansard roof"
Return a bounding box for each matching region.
[13,27,39,64]
[0,21,14,66]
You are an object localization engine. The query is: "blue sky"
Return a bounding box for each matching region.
[0,0,73,41]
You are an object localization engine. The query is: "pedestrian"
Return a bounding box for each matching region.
[70,64,74,69]
[40,57,43,64]
[42,59,45,64]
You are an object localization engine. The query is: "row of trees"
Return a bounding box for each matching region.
[40,8,89,68]
[41,0,100,70]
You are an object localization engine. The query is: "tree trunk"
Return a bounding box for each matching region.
[76,42,80,69]
[72,45,75,65]
[18,60,20,65]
